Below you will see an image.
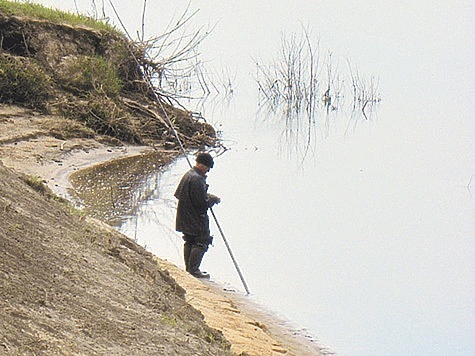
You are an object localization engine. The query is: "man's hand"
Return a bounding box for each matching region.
[208,194,221,204]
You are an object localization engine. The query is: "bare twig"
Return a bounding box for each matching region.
[255,27,381,163]
[121,97,170,128]
[141,0,147,42]
[108,0,219,106]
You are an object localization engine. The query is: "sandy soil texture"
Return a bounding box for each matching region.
[0,104,329,355]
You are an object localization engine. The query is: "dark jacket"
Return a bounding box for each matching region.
[174,167,215,236]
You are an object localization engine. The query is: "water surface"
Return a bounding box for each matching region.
[43,0,475,354]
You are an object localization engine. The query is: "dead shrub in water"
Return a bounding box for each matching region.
[255,26,382,163]
[347,61,381,120]
[0,54,51,110]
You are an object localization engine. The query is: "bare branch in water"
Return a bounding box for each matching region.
[347,60,381,119]
[255,26,382,163]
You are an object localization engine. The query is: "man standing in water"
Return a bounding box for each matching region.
[174,152,220,278]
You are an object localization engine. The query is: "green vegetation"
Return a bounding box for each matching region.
[0,0,120,33]
[56,55,123,96]
[0,54,51,108]
[0,0,216,146]
[22,174,47,194]
[0,1,141,141]
[7,223,20,233]
[21,173,73,206]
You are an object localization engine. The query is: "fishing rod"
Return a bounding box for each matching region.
[108,0,250,294]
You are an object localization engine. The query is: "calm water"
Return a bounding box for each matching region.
[38,1,474,354]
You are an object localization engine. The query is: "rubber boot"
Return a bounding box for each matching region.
[183,241,192,272]
[188,245,209,279]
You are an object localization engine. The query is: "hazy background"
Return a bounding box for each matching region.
[34,1,474,354]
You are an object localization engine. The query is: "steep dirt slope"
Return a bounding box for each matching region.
[0,161,230,355]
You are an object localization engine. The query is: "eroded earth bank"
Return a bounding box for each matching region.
[0,5,327,355]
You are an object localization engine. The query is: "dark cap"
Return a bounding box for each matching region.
[196,152,214,168]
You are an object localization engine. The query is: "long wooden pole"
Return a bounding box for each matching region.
[210,208,251,294]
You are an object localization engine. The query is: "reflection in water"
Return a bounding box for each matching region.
[63,3,473,355]
[70,151,177,228]
[255,28,381,162]
[69,153,191,269]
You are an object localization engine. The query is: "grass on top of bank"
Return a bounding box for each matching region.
[0,0,120,33]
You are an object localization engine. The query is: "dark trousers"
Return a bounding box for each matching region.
[182,234,212,273]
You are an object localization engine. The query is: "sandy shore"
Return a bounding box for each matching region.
[158,259,328,355]
[0,105,330,355]
[46,147,328,355]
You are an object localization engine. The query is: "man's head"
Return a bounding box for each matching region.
[195,152,214,171]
